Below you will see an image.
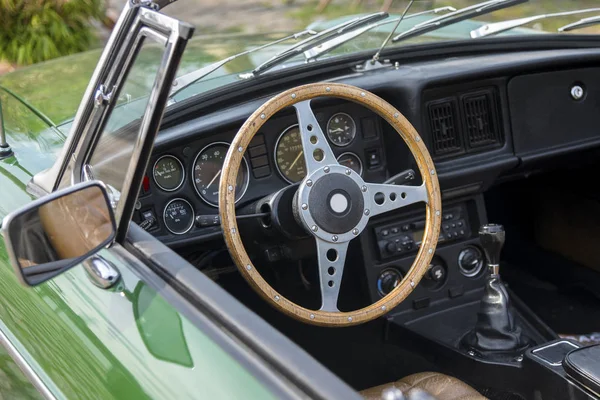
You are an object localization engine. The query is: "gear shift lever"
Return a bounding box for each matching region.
[461,224,530,355]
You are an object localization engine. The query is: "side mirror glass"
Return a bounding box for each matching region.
[1,181,116,286]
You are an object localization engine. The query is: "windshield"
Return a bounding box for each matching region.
[161,0,599,103]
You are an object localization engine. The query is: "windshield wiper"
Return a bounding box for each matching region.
[559,15,600,32]
[243,12,389,78]
[392,0,527,43]
[304,6,457,62]
[169,29,317,98]
[471,8,600,38]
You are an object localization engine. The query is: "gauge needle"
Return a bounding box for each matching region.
[289,151,304,171]
[206,169,222,189]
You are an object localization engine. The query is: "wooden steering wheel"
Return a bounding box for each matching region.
[219,83,441,327]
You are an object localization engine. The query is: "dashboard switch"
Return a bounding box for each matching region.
[365,149,381,169]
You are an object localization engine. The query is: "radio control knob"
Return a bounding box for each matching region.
[426,264,446,282]
[386,241,399,254]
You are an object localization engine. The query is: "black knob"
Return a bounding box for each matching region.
[479,224,505,266]
[386,241,399,254]
[458,246,484,277]
[426,264,446,282]
[377,269,402,296]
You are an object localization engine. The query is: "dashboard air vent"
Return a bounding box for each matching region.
[428,100,462,157]
[463,91,502,148]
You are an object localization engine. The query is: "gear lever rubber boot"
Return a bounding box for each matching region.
[461,224,531,355]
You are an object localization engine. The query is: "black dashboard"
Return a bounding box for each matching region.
[133,46,600,311]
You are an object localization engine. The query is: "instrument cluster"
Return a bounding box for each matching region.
[137,102,387,242]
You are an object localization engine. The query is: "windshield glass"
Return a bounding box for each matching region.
[162,0,599,103]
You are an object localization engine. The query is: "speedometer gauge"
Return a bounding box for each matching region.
[275,125,309,183]
[327,113,356,147]
[163,198,194,234]
[192,142,249,207]
[153,155,184,191]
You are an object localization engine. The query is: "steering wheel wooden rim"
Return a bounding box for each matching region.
[220,83,441,327]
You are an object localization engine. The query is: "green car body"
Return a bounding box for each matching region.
[0,8,533,398]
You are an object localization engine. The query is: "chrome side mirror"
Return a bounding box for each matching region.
[1,181,116,286]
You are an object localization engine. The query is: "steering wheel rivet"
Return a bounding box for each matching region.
[310,314,315,319]
[237,146,243,152]
[274,295,280,301]
[364,209,370,216]
[345,169,351,175]
[228,185,233,191]
[246,264,252,270]
[360,92,365,97]
[428,248,433,254]
[324,166,330,173]
[260,113,266,119]
[291,93,296,99]
[430,169,435,175]
[231,228,236,234]
[311,225,318,232]
[381,305,386,311]
[410,281,415,288]
[332,235,339,242]
[361,185,367,192]
[348,316,353,322]
[306,179,313,187]
[301,203,308,210]
[352,228,359,235]
[416,136,421,142]
[393,112,399,118]
[326,87,331,92]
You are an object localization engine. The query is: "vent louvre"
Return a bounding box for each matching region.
[428,100,461,156]
[463,92,501,148]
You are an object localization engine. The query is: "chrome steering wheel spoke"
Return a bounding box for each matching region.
[315,237,349,312]
[366,182,428,217]
[293,100,339,176]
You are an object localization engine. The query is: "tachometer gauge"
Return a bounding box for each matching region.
[192,142,249,207]
[275,125,309,183]
[153,155,184,191]
[327,113,356,147]
[163,198,194,234]
[337,152,363,176]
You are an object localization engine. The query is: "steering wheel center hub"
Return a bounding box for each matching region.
[297,164,370,241]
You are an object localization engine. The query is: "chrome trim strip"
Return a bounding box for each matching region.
[0,323,60,400]
[531,340,580,367]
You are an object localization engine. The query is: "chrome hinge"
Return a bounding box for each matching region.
[83,255,120,289]
[93,84,115,107]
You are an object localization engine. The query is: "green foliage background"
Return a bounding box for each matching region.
[0,0,105,65]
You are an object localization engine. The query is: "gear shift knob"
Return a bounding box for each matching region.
[479,224,505,273]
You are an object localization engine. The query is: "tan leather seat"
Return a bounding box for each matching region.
[361,372,486,400]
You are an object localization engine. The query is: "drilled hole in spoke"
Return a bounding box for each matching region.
[328,280,335,287]
[326,249,338,262]
[401,192,407,199]
[310,135,318,144]
[390,193,397,201]
[313,148,324,162]
[374,192,385,205]
[307,124,313,131]
[328,267,336,276]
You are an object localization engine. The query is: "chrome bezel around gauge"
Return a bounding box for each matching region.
[192,141,250,207]
[163,198,195,235]
[336,152,363,177]
[153,154,184,192]
[326,112,356,147]
[274,124,304,184]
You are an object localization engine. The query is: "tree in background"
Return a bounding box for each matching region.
[0,0,106,66]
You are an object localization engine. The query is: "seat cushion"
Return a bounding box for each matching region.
[360,372,486,400]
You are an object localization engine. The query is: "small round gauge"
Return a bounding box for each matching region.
[275,125,308,184]
[192,142,249,207]
[153,155,184,191]
[327,112,356,147]
[337,152,363,176]
[163,198,194,235]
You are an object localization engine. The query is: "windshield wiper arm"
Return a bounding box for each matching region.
[304,6,457,62]
[559,15,600,32]
[244,12,389,78]
[471,8,600,38]
[392,0,527,43]
[169,29,316,98]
